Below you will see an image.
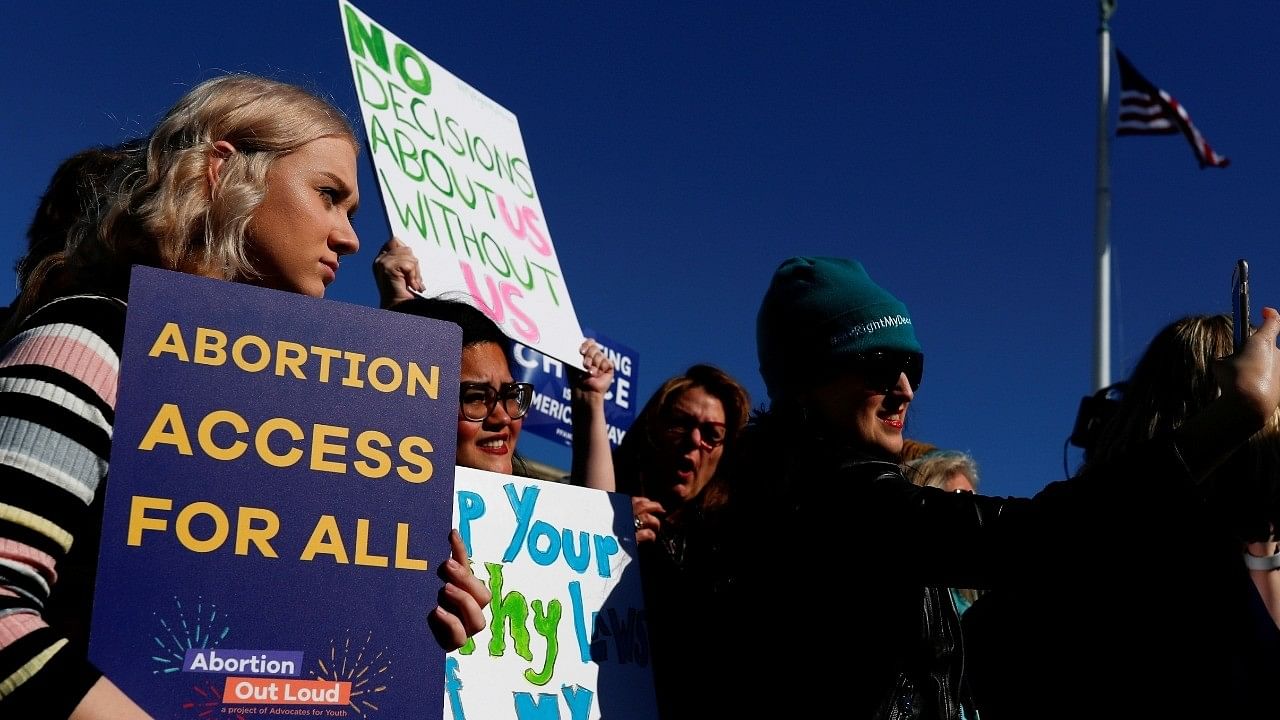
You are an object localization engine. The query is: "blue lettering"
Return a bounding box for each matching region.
[502,483,540,562]
[514,692,559,720]
[561,685,594,720]
[456,491,486,556]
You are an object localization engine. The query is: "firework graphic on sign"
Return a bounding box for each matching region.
[313,630,392,716]
[181,678,248,720]
[149,596,230,675]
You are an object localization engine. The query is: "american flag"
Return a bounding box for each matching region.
[1115,50,1229,169]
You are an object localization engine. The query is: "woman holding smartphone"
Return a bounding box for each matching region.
[716,256,1280,720]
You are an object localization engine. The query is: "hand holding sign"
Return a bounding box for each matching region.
[430,528,494,650]
[374,235,425,307]
[573,338,617,402]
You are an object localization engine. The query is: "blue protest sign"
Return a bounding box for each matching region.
[509,332,638,449]
[89,266,461,718]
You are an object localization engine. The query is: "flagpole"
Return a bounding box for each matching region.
[1094,0,1116,391]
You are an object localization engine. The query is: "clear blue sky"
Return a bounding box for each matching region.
[4,1,1277,498]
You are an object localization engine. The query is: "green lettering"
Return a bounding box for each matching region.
[343,5,389,72]
[394,43,432,96]
[485,562,533,662]
[524,599,561,686]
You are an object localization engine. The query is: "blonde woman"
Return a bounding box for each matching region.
[0,75,490,719]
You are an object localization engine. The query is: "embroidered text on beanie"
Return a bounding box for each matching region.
[756,256,921,401]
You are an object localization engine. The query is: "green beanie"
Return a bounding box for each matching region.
[757,256,921,401]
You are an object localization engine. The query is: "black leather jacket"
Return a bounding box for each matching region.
[723,447,995,719]
[718,416,1205,719]
[878,584,968,720]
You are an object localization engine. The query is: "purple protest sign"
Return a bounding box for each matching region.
[89,266,460,719]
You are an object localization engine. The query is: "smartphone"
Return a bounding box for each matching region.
[1233,259,1250,353]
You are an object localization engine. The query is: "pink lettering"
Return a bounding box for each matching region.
[522,207,550,256]
[460,261,504,323]
[502,283,540,343]
[497,195,552,256]
[459,261,540,342]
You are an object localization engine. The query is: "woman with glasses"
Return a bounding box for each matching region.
[600,365,749,720]
[388,295,613,478]
[611,365,750,539]
[713,256,1280,720]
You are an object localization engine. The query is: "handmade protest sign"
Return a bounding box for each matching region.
[339,0,587,370]
[510,333,639,449]
[449,468,657,720]
[89,266,461,719]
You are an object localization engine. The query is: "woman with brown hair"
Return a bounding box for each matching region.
[595,364,750,720]
[610,364,750,536]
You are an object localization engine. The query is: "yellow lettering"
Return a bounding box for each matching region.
[274,341,308,380]
[197,410,249,461]
[394,522,429,571]
[256,418,304,467]
[310,346,342,383]
[341,351,366,388]
[310,424,349,473]
[139,403,194,455]
[354,430,392,478]
[367,357,402,393]
[127,495,172,546]
[194,327,228,366]
[354,518,389,568]
[232,335,270,372]
[176,501,229,553]
[148,322,189,361]
[235,506,280,557]
[406,363,439,399]
[397,436,433,483]
[300,516,349,564]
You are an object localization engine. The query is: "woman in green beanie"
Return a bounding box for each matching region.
[714,256,1280,720]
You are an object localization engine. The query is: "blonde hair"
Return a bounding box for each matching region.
[1085,314,1280,540]
[14,74,357,320]
[1086,314,1280,467]
[905,450,981,492]
[899,439,939,464]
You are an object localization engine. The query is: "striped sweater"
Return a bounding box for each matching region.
[0,294,126,716]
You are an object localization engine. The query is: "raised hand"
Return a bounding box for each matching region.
[373,236,424,308]
[1218,307,1280,424]
[574,338,616,401]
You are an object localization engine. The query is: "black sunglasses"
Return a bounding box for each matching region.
[852,350,924,392]
[459,381,535,422]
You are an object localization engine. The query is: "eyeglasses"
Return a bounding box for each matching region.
[459,381,534,422]
[853,351,924,393]
[661,414,728,451]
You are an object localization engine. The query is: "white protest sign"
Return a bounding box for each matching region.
[450,468,658,720]
[340,1,586,369]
